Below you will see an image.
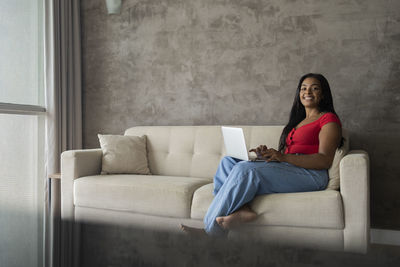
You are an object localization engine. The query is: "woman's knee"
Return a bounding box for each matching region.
[220,156,237,167]
[229,165,261,187]
[221,156,233,162]
[231,162,255,176]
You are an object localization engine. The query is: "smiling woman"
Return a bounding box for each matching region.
[182,73,343,237]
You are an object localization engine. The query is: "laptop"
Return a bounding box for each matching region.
[221,126,264,161]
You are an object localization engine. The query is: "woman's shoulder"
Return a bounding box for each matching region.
[319,112,342,127]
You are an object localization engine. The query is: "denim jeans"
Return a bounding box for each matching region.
[203,156,328,236]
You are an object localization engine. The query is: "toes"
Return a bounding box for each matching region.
[180,224,188,232]
[216,217,230,230]
[216,217,224,226]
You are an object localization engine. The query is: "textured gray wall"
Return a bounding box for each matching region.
[81,0,400,229]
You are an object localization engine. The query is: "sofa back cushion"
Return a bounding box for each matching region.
[124,126,283,180]
[125,126,348,188]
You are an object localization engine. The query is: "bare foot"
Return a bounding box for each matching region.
[216,206,257,230]
[180,224,207,237]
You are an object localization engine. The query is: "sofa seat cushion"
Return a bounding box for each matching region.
[191,183,344,229]
[74,175,210,218]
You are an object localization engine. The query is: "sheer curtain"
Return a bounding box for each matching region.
[44,0,82,267]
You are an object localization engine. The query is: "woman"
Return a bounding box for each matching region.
[181,73,342,236]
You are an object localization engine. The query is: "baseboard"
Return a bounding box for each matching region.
[371,228,400,246]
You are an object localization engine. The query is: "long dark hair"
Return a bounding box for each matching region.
[278,73,342,152]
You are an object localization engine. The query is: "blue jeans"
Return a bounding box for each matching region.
[203,156,329,236]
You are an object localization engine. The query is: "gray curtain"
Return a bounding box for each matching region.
[44,0,83,267]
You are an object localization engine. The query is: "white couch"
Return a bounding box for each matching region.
[61,125,370,257]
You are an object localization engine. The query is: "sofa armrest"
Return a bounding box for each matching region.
[61,149,102,221]
[340,150,370,253]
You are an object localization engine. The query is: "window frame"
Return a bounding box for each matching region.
[0,102,46,115]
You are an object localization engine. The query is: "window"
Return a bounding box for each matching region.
[0,1,45,267]
[0,114,45,267]
[0,0,44,106]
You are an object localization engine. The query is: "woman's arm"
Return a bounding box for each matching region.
[264,122,341,170]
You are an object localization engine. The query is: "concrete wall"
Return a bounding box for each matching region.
[81,0,400,229]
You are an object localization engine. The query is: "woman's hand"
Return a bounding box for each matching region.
[262,148,286,162]
[249,146,286,162]
[249,145,268,159]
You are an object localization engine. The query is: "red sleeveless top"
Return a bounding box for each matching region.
[284,112,341,155]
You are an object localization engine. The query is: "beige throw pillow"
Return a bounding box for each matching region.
[326,146,348,190]
[98,134,151,175]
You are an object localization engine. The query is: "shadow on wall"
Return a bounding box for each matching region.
[347,64,400,229]
[78,222,400,267]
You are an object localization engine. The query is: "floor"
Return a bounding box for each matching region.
[80,223,400,267]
